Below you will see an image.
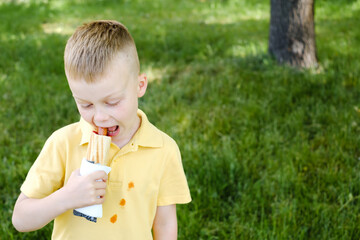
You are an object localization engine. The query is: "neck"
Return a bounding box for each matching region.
[113,115,141,149]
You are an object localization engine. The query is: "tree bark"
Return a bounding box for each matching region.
[269,0,318,68]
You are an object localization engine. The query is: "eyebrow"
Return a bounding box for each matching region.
[102,91,125,101]
[73,96,88,102]
[72,91,125,102]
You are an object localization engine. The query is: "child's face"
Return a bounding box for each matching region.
[67,56,147,145]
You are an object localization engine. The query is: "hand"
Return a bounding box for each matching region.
[61,169,108,210]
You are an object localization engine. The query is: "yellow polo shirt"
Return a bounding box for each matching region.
[20,109,191,240]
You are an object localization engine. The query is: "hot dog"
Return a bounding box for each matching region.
[85,127,111,165]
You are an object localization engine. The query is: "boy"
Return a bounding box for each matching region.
[12,20,191,240]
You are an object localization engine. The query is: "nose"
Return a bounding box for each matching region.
[93,107,109,124]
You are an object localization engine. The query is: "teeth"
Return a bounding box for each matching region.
[108,126,118,133]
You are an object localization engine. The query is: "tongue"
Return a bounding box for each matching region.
[108,126,117,132]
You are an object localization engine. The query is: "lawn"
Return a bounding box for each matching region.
[1,0,360,239]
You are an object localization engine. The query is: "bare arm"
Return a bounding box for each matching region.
[12,169,108,232]
[152,205,177,240]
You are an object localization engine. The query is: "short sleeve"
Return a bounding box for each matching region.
[157,141,191,206]
[20,132,66,199]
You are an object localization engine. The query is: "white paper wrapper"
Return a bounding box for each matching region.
[74,158,111,218]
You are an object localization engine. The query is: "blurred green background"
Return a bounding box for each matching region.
[1,0,360,239]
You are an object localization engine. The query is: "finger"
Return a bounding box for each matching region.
[102,174,108,182]
[95,196,105,204]
[89,170,108,180]
[93,192,106,204]
[94,181,107,189]
[72,168,81,176]
[95,189,106,197]
[89,195,105,205]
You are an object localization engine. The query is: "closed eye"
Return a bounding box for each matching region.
[106,101,120,106]
[80,103,93,108]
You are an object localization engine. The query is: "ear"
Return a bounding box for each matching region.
[137,73,148,98]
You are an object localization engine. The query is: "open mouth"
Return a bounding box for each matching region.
[95,125,120,137]
[106,125,120,137]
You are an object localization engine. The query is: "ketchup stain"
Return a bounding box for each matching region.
[120,198,126,206]
[110,214,117,223]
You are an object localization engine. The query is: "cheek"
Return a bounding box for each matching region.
[111,102,133,119]
[78,108,93,122]
[111,106,125,119]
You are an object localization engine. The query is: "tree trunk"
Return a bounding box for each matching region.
[269,0,318,68]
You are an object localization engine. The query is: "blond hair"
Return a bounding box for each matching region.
[64,20,139,82]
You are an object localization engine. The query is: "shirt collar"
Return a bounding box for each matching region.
[79,117,95,145]
[79,109,163,148]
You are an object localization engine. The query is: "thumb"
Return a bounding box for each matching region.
[72,168,81,176]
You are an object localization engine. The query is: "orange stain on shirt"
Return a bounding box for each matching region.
[128,182,135,190]
[110,214,117,223]
[120,198,126,206]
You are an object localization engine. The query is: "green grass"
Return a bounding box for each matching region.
[1,0,360,239]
